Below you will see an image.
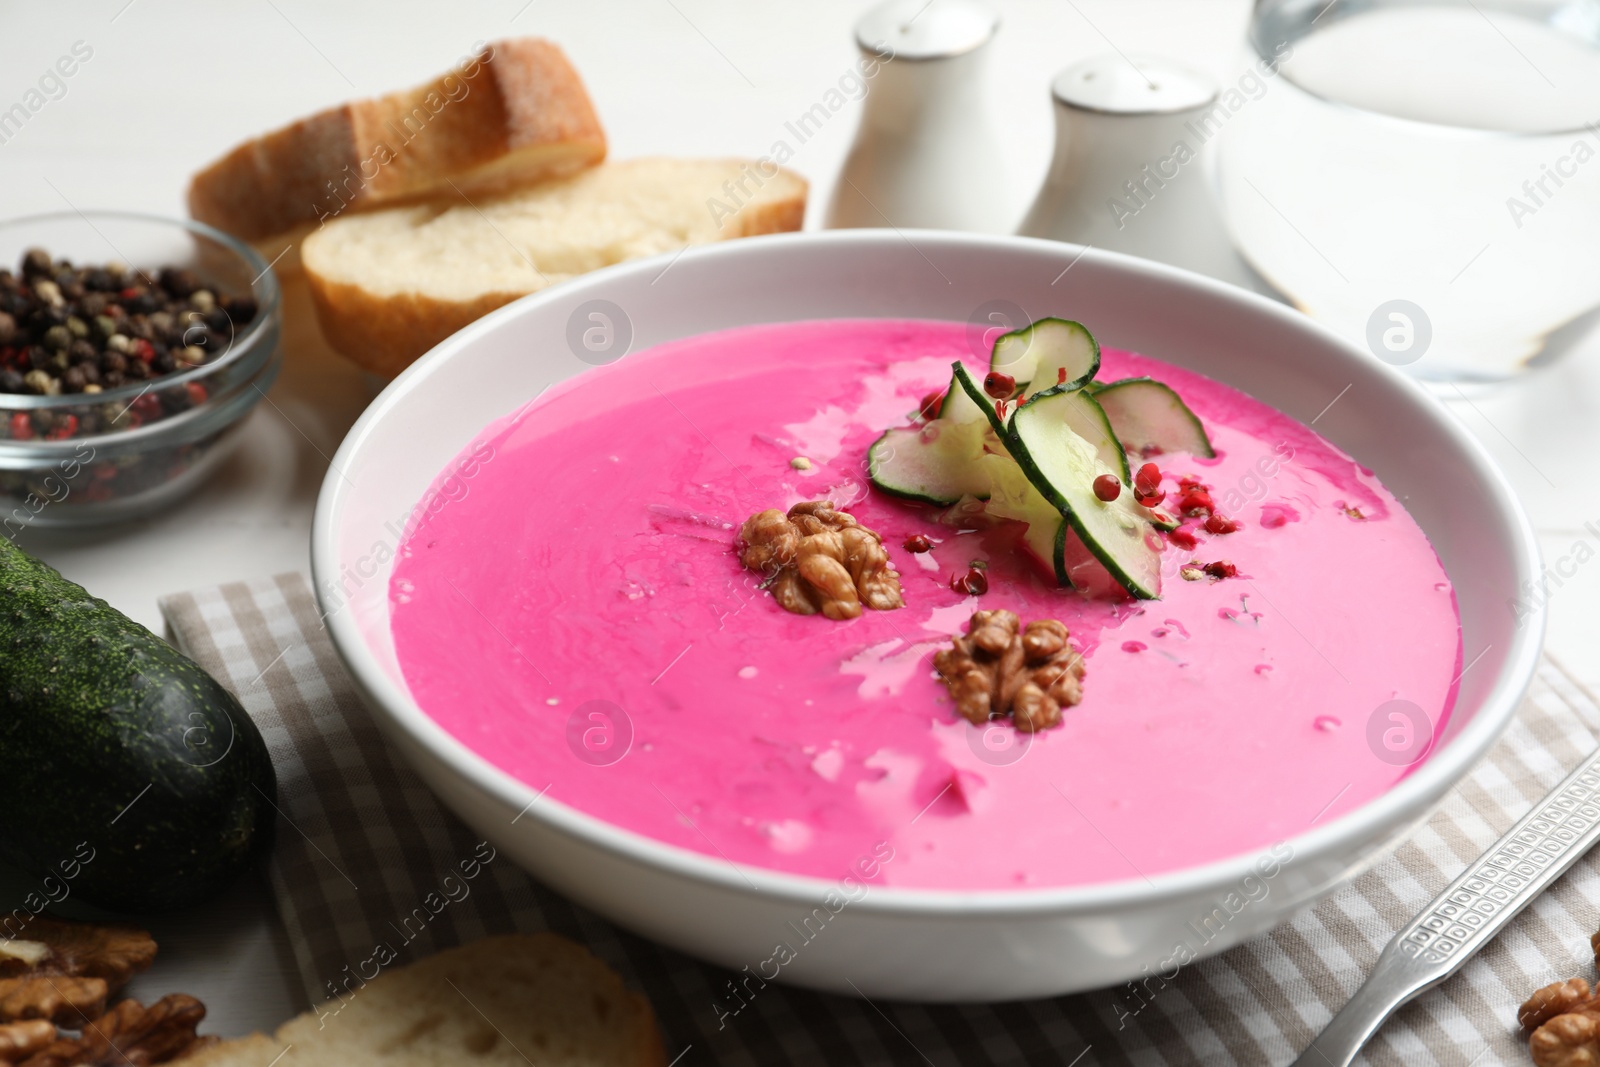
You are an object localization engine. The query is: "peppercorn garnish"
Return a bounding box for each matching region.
[903,533,933,553]
[919,390,945,420]
[1203,560,1238,579]
[1092,474,1121,502]
[983,370,1015,400]
[1133,462,1164,507]
[950,566,988,596]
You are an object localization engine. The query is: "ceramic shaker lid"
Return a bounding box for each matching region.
[1051,54,1218,114]
[854,0,999,60]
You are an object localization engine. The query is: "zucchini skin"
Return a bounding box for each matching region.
[0,540,276,913]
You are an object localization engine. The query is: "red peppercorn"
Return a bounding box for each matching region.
[131,338,155,363]
[132,393,161,419]
[903,533,933,553]
[1134,461,1165,508]
[9,411,33,440]
[919,390,945,420]
[1204,514,1239,535]
[950,567,988,596]
[1204,560,1238,579]
[983,371,1016,400]
[1168,527,1199,550]
[46,414,78,440]
[185,382,208,406]
[1177,488,1214,515]
[1179,476,1205,491]
[1093,474,1122,502]
[1057,366,1068,385]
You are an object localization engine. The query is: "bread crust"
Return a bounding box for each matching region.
[302,162,808,377]
[187,38,606,243]
[172,933,665,1067]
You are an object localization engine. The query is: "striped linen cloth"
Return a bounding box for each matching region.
[161,572,1600,1067]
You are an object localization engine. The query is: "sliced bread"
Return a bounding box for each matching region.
[173,933,664,1067]
[301,156,808,376]
[187,38,606,250]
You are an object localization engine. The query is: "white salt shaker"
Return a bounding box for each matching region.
[1018,55,1256,288]
[825,0,1009,233]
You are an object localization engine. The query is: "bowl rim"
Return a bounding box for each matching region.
[312,229,1545,915]
[0,210,282,436]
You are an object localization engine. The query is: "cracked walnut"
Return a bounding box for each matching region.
[738,501,904,620]
[933,609,1085,732]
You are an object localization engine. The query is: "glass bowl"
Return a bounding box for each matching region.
[0,211,282,529]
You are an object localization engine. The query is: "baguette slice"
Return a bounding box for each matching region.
[302,157,808,376]
[187,38,606,249]
[174,934,664,1067]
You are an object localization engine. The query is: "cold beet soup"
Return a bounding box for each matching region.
[388,318,1461,890]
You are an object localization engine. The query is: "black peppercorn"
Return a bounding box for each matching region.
[158,267,199,298]
[0,311,14,345]
[0,369,21,392]
[63,366,85,393]
[21,248,51,278]
[222,295,258,323]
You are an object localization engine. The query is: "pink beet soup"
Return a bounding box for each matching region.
[389,319,1461,890]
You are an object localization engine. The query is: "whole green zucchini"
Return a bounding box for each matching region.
[0,539,276,912]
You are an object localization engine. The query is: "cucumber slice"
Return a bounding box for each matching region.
[867,421,990,505]
[991,318,1100,397]
[1021,384,1130,483]
[1008,389,1164,599]
[937,363,989,427]
[979,452,1063,582]
[867,364,993,504]
[1056,524,1129,599]
[951,362,1011,438]
[1091,377,1215,459]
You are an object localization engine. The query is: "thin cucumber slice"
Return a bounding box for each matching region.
[1055,524,1128,599]
[991,318,1100,397]
[937,363,989,427]
[951,362,1011,438]
[867,364,992,504]
[1020,385,1130,483]
[1091,377,1215,459]
[1008,389,1164,599]
[867,421,990,505]
[979,452,1063,583]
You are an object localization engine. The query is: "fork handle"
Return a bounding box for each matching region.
[1289,743,1600,1067]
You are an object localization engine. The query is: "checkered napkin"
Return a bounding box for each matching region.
[160,573,1600,1066]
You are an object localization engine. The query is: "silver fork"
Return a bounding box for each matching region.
[1289,744,1600,1067]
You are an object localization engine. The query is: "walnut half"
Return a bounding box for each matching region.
[933,610,1085,731]
[739,501,903,620]
[16,995,210,1067]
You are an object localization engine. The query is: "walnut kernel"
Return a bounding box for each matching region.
[1523,979,1594,1031]
[739,501,903,619]
[933,610,1085,731]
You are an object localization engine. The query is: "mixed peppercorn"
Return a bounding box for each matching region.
[0,248,258,440]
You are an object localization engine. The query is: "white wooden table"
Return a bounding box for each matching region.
[2,0,1593,1040]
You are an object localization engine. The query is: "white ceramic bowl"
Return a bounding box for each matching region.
[311,231,1543,1001]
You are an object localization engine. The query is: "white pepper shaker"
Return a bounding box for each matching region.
[1018,55,1256,288]
[825,0,1009,233]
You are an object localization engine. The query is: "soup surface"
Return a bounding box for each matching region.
[389,318,1461,890]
